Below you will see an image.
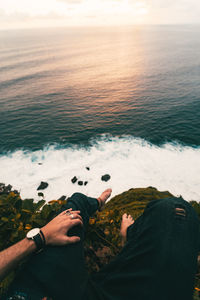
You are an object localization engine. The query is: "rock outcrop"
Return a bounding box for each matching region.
[37,181,48,190]
[101,174,111,182]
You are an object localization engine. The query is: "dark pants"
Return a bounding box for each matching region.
[6,194,200,300]
[86,196,200,300]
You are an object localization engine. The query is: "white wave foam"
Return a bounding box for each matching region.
[0,136,200,202]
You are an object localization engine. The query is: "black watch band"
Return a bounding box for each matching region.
[33,233,45,251]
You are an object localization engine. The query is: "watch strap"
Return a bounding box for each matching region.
[33,232,45,251]
[40,229,46,246]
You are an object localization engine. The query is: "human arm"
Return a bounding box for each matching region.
[0,238,36,281]
[0,209,83,281]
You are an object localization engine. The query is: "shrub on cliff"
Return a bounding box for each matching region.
[0,186,200,298]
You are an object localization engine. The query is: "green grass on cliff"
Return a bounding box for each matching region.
[0,187,200,298]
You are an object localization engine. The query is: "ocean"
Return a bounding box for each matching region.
[0,25,200,202]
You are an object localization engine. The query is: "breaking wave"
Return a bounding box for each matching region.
[0,135,199,202]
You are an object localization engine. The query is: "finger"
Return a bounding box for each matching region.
[62,210,81,216]
[70,210,81,215]
[66,236,81,244]
[70,219,83,228]
[61,218,83,230]
[60,208,72,216]
[69,213,83,222]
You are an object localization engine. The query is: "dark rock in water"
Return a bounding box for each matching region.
[0,184,15,195]
[37,181,48,190]
[4,184,12,193]
[38,192,44,197]
[86,167,90,171]
[58,195,66,201]
[84,181,88,186]
[101,174,111,182]
[38,163,43,165]
[71,176,78,184]
[78,181,83,186]
[0,183,5,193]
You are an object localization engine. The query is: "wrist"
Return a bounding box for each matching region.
[24,237,37,252]
[41,226,50,245]
[26,228,46,251]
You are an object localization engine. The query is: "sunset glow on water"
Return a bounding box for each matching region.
[0,25,200,201]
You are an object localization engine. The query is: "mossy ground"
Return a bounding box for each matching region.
[0,186,200,299]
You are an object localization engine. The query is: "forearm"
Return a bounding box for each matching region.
[0,238,37,281]
[0,209,83,282]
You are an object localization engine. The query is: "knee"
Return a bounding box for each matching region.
[149,197,185,209]
[149,197,191,218]
[68,193,87,207]
[160,196,189,212]
[70,192,86,200]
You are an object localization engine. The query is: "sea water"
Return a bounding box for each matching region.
[0,25,200,201]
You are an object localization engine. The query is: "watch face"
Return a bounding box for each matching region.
[27,228,40,239]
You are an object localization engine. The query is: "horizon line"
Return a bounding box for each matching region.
[1,23,200,32]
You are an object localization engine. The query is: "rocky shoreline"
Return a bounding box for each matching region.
[0,166,112,201]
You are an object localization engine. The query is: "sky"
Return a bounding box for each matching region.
[0,0,200,30]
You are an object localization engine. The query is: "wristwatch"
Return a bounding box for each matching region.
[26,228,45,251]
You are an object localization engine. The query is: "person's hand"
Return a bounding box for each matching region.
[41,209,83,246]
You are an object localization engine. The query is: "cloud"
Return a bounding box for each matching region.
[0,8,70,30]
[144,0,175,9]
[0,0,200,30]
[57,0,83,3]
[144,0,200,11]
[0,9,29,23]
[142,0,200,24]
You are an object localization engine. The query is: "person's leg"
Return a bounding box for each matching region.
[6,190,111,300]
[87,197,200,300]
